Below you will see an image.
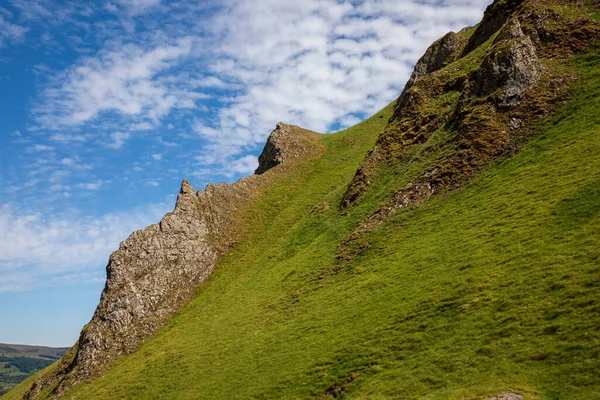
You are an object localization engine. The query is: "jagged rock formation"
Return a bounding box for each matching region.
[341,0,600,237]
[404,31,468,91]
[470,18,543,106]
[23,123,324,399]
[72,180,218,382]
[463,0,525,55]
[255,122,320,175]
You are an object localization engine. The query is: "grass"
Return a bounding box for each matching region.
[2,372,43,400]
[24,44,598,400]
[0,346,67,397]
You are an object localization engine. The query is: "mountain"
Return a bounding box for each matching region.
[6,0,600,398]
[0,345,68,397]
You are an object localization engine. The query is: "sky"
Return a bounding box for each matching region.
[0,0,491,347]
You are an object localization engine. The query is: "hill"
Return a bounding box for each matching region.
[6,0,600,398]
[0,345,68,397]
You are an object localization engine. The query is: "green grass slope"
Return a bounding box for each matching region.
[33,45,600,399]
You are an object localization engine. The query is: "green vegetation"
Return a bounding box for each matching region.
[32,45,599,399]
[0,345,67,396]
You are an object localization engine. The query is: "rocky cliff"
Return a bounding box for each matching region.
[23,123,323,399]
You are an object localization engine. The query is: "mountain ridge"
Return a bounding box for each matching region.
[8,0,600,398]
[18,123,324,399]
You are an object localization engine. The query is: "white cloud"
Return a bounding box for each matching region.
[34,37,197,130]
[29,144,54,152]
[151,153,162,161]
[8,0,52,21]
[114,0,162,15]
[130,121,154,131]
[187,0,490,176]
[0,14,27,46]
[49,133,87,142]
[227,155,258,177]
[191,76,226,88]
[77,180,105,190]
[0,203,170,292]
[157,136,178,147]
[107,131,131,149]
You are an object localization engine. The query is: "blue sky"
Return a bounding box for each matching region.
[0,0,490,347]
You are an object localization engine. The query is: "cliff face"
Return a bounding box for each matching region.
[23,123,323,398]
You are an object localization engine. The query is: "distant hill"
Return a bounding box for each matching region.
[0,344,68,396]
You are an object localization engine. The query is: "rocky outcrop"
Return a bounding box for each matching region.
[469,18,543,106]
[341,0,599,233]
[463,0,525,55]
[404,31,468,91]
[23,124,325,399]
[484,393,523,400]
[255,122,322,175]
[72,180,216,383]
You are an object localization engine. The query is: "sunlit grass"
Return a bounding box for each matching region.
[39,45,600,400]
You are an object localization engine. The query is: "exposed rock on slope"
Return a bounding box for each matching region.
[255,122,321,175]
[341,0,600,235]
[73,180,218,382]
[485,393,524,400]
[463,0,525,55]
[23,124,323,399]
[404,31,468,91]
[470,18,543,106]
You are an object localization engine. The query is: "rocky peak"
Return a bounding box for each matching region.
[25,179,235,397]
[404,31,467,91]
[255,122,289,175]
[173,178,198,214]
[495,16,525,41]
[462,0,526,55]
[255,122,323,175]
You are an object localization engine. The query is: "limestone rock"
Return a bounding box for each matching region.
[469,18,543,107]
[484,392,523,400]
[341,0,579,233]
[404,31,467,90]
[255,122,322,175]
[72,179,216,383]
[463,0,525,55]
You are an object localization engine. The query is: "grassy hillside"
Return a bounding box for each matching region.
[24,43,598,399]
[0,345,67,396]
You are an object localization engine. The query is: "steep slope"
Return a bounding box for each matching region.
[17,124,323,399]
[342,0,599,224]
[58,45,599,399]
[8,0,600,398]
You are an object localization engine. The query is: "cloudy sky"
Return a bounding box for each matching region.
[0,0,491,347]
